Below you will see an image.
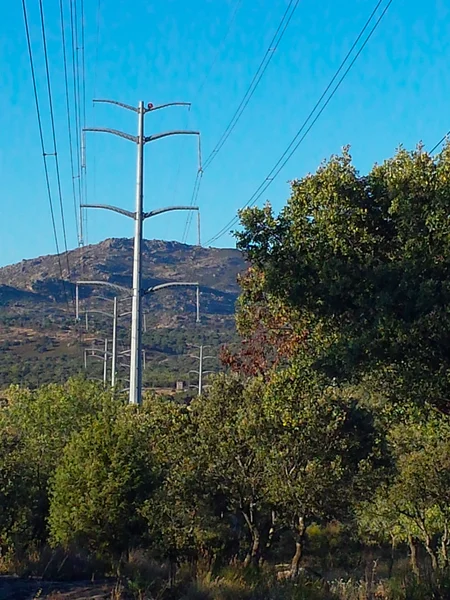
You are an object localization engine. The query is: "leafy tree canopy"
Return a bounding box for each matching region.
[236,144,450,412]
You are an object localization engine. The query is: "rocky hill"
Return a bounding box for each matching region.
[0,237,244,301]
[0,239,246,388]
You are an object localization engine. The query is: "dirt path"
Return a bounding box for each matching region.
[0,577,116,600]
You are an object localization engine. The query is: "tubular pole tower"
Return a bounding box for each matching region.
[188,344,215,395]
[83,99,201,405]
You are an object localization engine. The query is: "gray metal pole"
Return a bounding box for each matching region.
[198,344,203,396]
[196,286,200,323]
[111,296,117,387]
[129,101,145,405]
[75,285,79,320]
[103,338,108,385]
[85,311,89,331]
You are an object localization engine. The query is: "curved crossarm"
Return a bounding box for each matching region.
[92,100,191,115]
[77,280,131,294]
[144,130,199,144]
[86,309,114,319]
[189,354,215,361]
[188,344,210,349]
[87,353,107,362]
[83,127,137,143]
[81,204,135,219]
[143,205,198,220]
[144,281,199,296]
[119,311,132,318]
[146,102,191,113]
[93,99,138,113]
[89,295,130,305]
[76,281,131,320]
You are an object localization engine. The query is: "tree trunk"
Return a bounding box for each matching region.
[408,535,420,580]
[424,532,438,572]
[387,535,395,579]
[439,524,449,570]
[243,525,261,567]
[290,515,306,578]
[242,506,261,568]
[261,510,277,564]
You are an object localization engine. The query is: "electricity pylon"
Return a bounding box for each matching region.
[188,344,215,395]
[83,99,202,405]
[84,339,109,385]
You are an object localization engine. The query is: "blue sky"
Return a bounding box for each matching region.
[1,0,449,267]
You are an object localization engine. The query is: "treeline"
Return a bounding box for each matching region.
[1,376,449,598]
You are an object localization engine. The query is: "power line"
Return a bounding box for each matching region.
[59,0,80,246]
[206,0,393,245]
[202,0,301,172]
[183,0,298,243]
[69,0,83,244]
[79,0,88,246]
[88,0,103,253]
[180,0,244,244]
[21,0,70,311]
[181,170,203,244]
[38,0,72,278]
[430,131,450,154]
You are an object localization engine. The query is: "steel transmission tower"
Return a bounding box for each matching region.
[188,344,215,395]
[83,99,201,405]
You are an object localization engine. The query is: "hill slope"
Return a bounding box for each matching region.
[0,239,246,388]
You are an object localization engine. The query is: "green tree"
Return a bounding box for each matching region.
[236,145,450,412]
[190,375,272,567]
[49,403,159,563]
[0,429,38,556]
[359,405,450,575]
[0,378,115,555]
[259,367,386,576]
[141,395,231,575]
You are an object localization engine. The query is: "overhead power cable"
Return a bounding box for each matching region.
[181,171,203,244]
[59,0,80,245]
[430,131,450,154]
[205,0,393,245]
[38,0,72,276]
[79,0,88,246]
[69,0,83,245]
[202,0,301,172]
[180,1,243,243]
[21,0,71,312]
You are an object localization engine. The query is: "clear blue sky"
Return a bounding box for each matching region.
[1,0,449,267]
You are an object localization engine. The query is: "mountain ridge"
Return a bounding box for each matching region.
[0,237,246,301]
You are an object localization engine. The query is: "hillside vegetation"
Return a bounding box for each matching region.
[0,239,245,388]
